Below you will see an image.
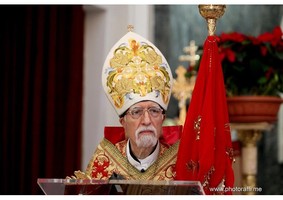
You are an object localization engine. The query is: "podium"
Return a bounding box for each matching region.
[37,179,205,195]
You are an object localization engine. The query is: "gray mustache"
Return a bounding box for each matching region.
[136,126,156,136]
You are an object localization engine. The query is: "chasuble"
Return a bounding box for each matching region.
[84,126,181,181]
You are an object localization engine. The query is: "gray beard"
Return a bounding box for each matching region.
[135,125,158,148]
[136,134,157,148]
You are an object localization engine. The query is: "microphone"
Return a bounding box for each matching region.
[110,172,125,180]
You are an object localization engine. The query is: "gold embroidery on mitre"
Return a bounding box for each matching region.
[106,38,171,108]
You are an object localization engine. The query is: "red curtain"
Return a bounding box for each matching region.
[0,5,84,194]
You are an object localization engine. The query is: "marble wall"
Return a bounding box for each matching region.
[154,4,283,195]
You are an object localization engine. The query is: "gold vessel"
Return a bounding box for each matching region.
[198,5,226,36]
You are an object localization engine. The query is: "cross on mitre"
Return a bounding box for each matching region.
[127,24,134,32]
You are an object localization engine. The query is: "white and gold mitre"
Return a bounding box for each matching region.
[102,30,173,116]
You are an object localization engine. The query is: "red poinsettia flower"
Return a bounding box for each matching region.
[215,26,283,97]
[260,45,268,56]
[258,26,283,47]
[219,32,246,43]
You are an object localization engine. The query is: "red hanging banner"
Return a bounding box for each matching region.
[175,36,234,195]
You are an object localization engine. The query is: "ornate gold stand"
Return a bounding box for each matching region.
[198,5,226,36]
[230,122,273,195]
[172,66,195,125]
[172,41,199,125]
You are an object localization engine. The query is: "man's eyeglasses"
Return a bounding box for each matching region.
[126,107,164,119]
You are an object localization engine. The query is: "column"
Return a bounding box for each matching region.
[230,122,273,195]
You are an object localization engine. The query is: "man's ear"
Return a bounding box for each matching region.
[119,117,125,126]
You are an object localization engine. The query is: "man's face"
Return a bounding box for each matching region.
[119,101,165,148]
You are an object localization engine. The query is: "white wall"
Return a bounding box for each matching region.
[82,5,154,170]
